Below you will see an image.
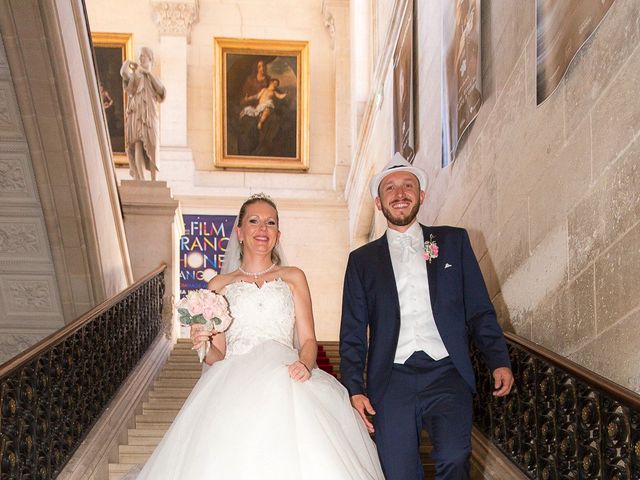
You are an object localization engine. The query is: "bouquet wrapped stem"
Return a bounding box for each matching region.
[175,289,233,363]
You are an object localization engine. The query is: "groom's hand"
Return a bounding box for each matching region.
[492,367,514,396]
[351,394,376,433]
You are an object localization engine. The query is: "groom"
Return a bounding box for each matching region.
[340,153,513,480]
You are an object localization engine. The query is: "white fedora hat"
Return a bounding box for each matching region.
[369,152,427,199]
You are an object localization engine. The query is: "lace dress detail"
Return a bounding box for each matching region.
[223,279,295,356]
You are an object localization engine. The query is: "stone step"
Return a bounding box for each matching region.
[159,369,201,379]
[170,345,196,352]
[164,354,200,364]
[154,378,198,389]
[136,411,177,423]
[118,450,153,465]
[149,388,193,399]
[120,444,155,458]
[128,428,166,439]
[162,364,202,373]
[131,420,172,430]
[127,434,162,447]
[143,398,186,410]
[108,463,140,480]
[162,362,203,371]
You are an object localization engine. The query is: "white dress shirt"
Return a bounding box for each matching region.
[387,222,449,363]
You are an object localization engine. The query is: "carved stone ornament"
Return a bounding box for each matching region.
[321,0,336,50]
[0,223,39,255]
[0,157,28,194]
[7,279,53,311]
[0,83,23,141]
[151,1,199,41]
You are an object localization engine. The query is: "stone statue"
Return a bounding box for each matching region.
[120,47,166,181]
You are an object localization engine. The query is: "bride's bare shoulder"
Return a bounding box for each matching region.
[278,266,308,287]
[207,272,242,293]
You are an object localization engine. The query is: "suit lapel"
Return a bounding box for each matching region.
[376,233,401,318]
[422,224,438,311]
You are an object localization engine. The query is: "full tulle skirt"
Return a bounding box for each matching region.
[134,340,384,479]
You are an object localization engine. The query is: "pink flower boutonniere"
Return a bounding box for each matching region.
[423,234,439,263]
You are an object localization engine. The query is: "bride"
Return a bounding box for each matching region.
[134,194,385,479]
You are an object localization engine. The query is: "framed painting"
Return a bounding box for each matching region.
[91,32,132,166]
[214,38,309,170]
[392,0,415,163]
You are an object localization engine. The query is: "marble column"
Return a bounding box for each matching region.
[151,0,199,148]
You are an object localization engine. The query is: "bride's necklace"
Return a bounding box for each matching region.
[239,263,276,280]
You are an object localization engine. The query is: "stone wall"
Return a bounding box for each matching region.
[0,36,65,362]
[350,0,640,392]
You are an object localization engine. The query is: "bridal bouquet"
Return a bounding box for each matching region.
[175,289,233,362]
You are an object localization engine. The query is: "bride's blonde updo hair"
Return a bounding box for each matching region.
[237,193,281,265]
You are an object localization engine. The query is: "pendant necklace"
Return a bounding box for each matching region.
[239,263,276,280]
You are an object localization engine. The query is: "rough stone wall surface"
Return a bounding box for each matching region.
[404,0,640,392]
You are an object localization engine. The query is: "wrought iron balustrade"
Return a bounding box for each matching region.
[0,265,166,480]
[472,331,640,479]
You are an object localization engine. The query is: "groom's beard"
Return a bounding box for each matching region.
[380,200,420,227]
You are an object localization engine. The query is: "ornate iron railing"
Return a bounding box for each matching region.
[0,265,166,479]
[472,331,640,480]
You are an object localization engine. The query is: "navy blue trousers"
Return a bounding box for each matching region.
[372,351,473,480]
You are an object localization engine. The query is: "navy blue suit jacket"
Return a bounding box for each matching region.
[340,224,511,406]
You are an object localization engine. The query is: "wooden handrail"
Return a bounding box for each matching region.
[504,331,640,410]
[0,263,166,379]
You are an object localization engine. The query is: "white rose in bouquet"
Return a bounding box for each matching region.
[175,289,233,362]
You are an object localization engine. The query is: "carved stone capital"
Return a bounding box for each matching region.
[151,1,199,41]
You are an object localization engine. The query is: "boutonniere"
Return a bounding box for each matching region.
[423,234,439,263]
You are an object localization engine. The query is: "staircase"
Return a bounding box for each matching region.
[108,339,199,479]
[108,340,435,479]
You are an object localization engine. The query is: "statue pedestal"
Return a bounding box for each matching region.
[119,180,183,339]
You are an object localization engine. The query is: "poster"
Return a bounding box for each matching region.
[536,0,616,104]
[393,0,415,162]
[179,215,236,298]
[442,0,482,166]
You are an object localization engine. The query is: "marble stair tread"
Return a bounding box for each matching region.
[149,388,193,398]
[141,407,181,416]
[120,444,156,455]
[163,354,201,363]
[129,420,172,429]
[158,369,201,379]
[127,435,163,447]
[108,463,140,480]
[136,411,178,423]
[153,378,198,388]
[143,398,187,409]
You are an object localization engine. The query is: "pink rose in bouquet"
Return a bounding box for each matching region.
[175,289,233,362]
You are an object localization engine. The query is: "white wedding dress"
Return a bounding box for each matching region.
[135,279,385,479]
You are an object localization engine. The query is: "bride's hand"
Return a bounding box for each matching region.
[288,360,311,383]
[190,324,214,350]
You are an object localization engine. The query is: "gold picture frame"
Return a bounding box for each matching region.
[214,38,310,171]
[91,32,133,166]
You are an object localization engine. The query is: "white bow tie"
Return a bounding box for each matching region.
[394,235,417,262]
